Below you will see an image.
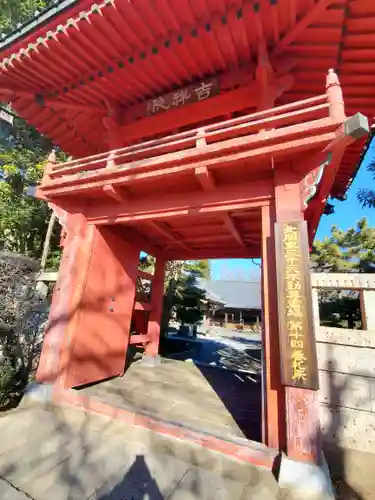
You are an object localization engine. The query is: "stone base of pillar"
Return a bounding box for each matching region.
[278,453,334,500]
[21,381,55,406]
[140,354,162,367]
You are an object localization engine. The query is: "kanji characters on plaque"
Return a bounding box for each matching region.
[283,223,308,384]
[146,77,219,116]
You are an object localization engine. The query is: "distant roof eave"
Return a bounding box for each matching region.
[341,123,375,197]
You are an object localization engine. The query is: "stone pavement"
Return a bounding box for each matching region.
[79,358,262,442]
[0,403,283,500]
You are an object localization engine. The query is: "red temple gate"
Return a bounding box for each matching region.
[0,0,372,477]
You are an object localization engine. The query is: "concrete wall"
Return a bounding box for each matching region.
[311,273,375,454]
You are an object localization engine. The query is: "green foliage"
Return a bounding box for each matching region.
[172,265,207,325]
[138,256,210,328]
[0,361,17,409]
[0,0,50,36]
[0,253,44,410]
[184,260,211,280]
[311,218,375,273]
[0,146,61,264]
[357,151,375,209]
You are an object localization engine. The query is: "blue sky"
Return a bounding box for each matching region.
[210,140,375,280]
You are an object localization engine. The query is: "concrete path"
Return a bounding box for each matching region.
[0,402,282,500]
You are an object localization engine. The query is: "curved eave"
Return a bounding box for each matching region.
[344,123,375,195]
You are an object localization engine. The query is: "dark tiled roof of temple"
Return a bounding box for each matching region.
[199,280,261,310]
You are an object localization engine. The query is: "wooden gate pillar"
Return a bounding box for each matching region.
[145,257,166,357]
[261,204,286,451]
[274,167,321,464]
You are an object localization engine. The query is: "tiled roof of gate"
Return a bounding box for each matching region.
[0,0,374,198]
[355,123,375,182]
[199,280,261,311]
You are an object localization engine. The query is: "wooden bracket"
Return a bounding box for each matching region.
[195,166,215,191]
[102,184,128,202]
[223,214,246,248]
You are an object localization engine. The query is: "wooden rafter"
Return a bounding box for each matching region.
[147,221,190,252]
[274,0,334,55]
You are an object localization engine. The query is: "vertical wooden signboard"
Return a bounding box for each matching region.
[275,221,319,390]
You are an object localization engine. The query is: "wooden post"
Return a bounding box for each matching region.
[42,149,56,184]
[311,287,320,330]
[360,290,375,331]
[359,290,367,330]
[40,212,56,272]
[274,167,321,464]
[261,203,286,451]
[145,257,166,356]
[326,68,345,122]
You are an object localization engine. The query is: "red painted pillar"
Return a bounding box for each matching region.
[261,204,286,451]
[274,167,321,464]
[145,257,166,357]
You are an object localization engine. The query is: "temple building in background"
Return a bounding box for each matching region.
[199,279,261,328]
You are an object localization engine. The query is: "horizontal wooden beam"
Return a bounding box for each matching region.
[40,116,336,198]
[129,334,152,344]
[37,271,58,282]
[311,273,375,290]
[47,93,327,175]
[134,302,153,312]
[138,270,154,281]
[86,181,273,225]
[118,86,259,145]
[122,65,255,124]
[108,225,163,258]
[164,247,261,260]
